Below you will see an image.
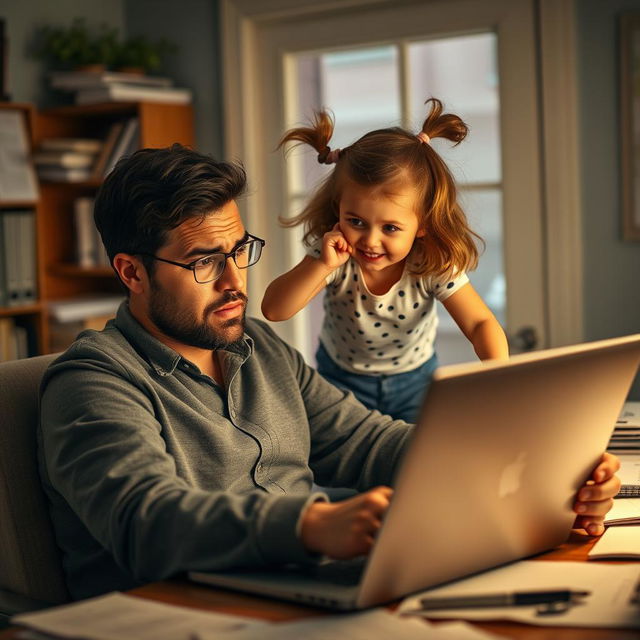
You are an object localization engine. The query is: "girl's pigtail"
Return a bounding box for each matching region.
[413,98,480,279]
[419,98,468,145]
[277,111,342,240]
[278,110,338,162]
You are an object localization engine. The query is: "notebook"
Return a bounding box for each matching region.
[189,333,640,610]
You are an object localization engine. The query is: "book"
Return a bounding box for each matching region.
[91,121,125,179]
[0,110,38,201]
[33,150,98,169]
[36,166,92,183]
[17,210,36,303]
[2,212,21,306]
[40,138,103,154]
[588,525,640,559]
[75,83,192,106]
[49,70,174,91]
[104,118,139,176]
[74,197,97,268]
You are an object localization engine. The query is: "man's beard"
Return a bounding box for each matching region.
[148,278,247,351]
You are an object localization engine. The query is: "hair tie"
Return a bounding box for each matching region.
[416,132,431,145]
[318,146,341,164]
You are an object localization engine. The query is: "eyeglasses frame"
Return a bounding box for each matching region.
[137,233,265,284]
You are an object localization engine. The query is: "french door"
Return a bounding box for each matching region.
[222,0,549,364]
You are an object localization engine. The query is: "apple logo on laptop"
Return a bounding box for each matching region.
[498,451,528,498]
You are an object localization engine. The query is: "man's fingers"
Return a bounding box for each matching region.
[574,515,606,537]
[574,497,614,518]
[578,475,621,502]
[593,452,621,481]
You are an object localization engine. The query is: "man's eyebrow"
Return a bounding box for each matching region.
[183,232,249,259]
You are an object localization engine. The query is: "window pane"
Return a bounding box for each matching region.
[461,187,505,324]
[408,33,500,184]
[290,46,401,195]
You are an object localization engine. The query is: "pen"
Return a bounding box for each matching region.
[414,589,590,611]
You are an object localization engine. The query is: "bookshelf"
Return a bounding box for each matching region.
[0,101,195,359]
[0,103,42,360]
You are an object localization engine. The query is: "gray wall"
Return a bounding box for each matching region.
[123,0,223,158]
[577,0,640,399]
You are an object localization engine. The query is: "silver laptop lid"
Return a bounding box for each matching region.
[357,334,640,607]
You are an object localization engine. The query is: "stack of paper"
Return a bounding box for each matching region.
[608,402,640,452]
[605,498,640,525]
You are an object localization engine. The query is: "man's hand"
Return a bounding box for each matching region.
[300,486,393,559]
[573,452,621,536]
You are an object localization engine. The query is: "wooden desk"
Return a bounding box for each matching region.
[2,532,640,639]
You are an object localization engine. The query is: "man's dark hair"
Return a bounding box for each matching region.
[94,144,247,276]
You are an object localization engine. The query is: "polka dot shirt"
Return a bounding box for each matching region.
[307,243,469,375]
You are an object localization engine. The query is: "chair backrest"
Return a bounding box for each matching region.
[0,354,69,605]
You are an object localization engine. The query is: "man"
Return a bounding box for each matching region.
[39,145,620,600]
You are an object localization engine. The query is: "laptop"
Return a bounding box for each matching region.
[189,333,640,610]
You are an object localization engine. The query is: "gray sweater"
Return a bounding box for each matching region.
[38,303,413,599]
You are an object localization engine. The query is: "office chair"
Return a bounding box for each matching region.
[0,354,69,626]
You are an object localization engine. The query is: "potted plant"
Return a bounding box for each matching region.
[114,36,177,75]
[33,18,119,71]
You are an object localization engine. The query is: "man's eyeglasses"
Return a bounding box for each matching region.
[138,234,265,284]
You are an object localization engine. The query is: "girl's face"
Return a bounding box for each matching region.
[338,179,424,275]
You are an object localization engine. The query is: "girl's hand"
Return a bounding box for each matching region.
[321,223,353,270]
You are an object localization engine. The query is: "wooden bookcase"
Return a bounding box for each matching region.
[0,102,44,358]
[0,101,195,358]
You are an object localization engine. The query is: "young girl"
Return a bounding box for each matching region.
[262,98,508,423]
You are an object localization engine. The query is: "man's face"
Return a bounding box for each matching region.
[146,200,249,351]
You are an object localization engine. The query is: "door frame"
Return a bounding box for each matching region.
[221,0,583,353]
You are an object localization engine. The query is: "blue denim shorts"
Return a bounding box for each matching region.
[315,341,438,423]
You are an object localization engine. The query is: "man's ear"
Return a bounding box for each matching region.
[112,253,147,295]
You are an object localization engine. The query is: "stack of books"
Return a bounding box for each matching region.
[34,118,140,182]
[0,209,37,307]
[33,138,103,183]
[49,70,192,105]
[608,402,640,453]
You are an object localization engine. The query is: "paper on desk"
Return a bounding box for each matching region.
[12,591,265,640]
[606,498,640,524]
[589,525,640,559]
[397,561,640,628]
[194,608,500,640]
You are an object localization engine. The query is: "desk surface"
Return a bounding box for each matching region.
[3,532,640,640]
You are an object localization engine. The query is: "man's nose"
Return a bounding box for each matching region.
[216,255,245,291]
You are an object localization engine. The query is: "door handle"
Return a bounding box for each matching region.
[508,326,538,352]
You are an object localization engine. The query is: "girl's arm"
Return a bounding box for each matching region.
[441,283,509,360]
[262,224,352,322]
[262,256,333,321]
